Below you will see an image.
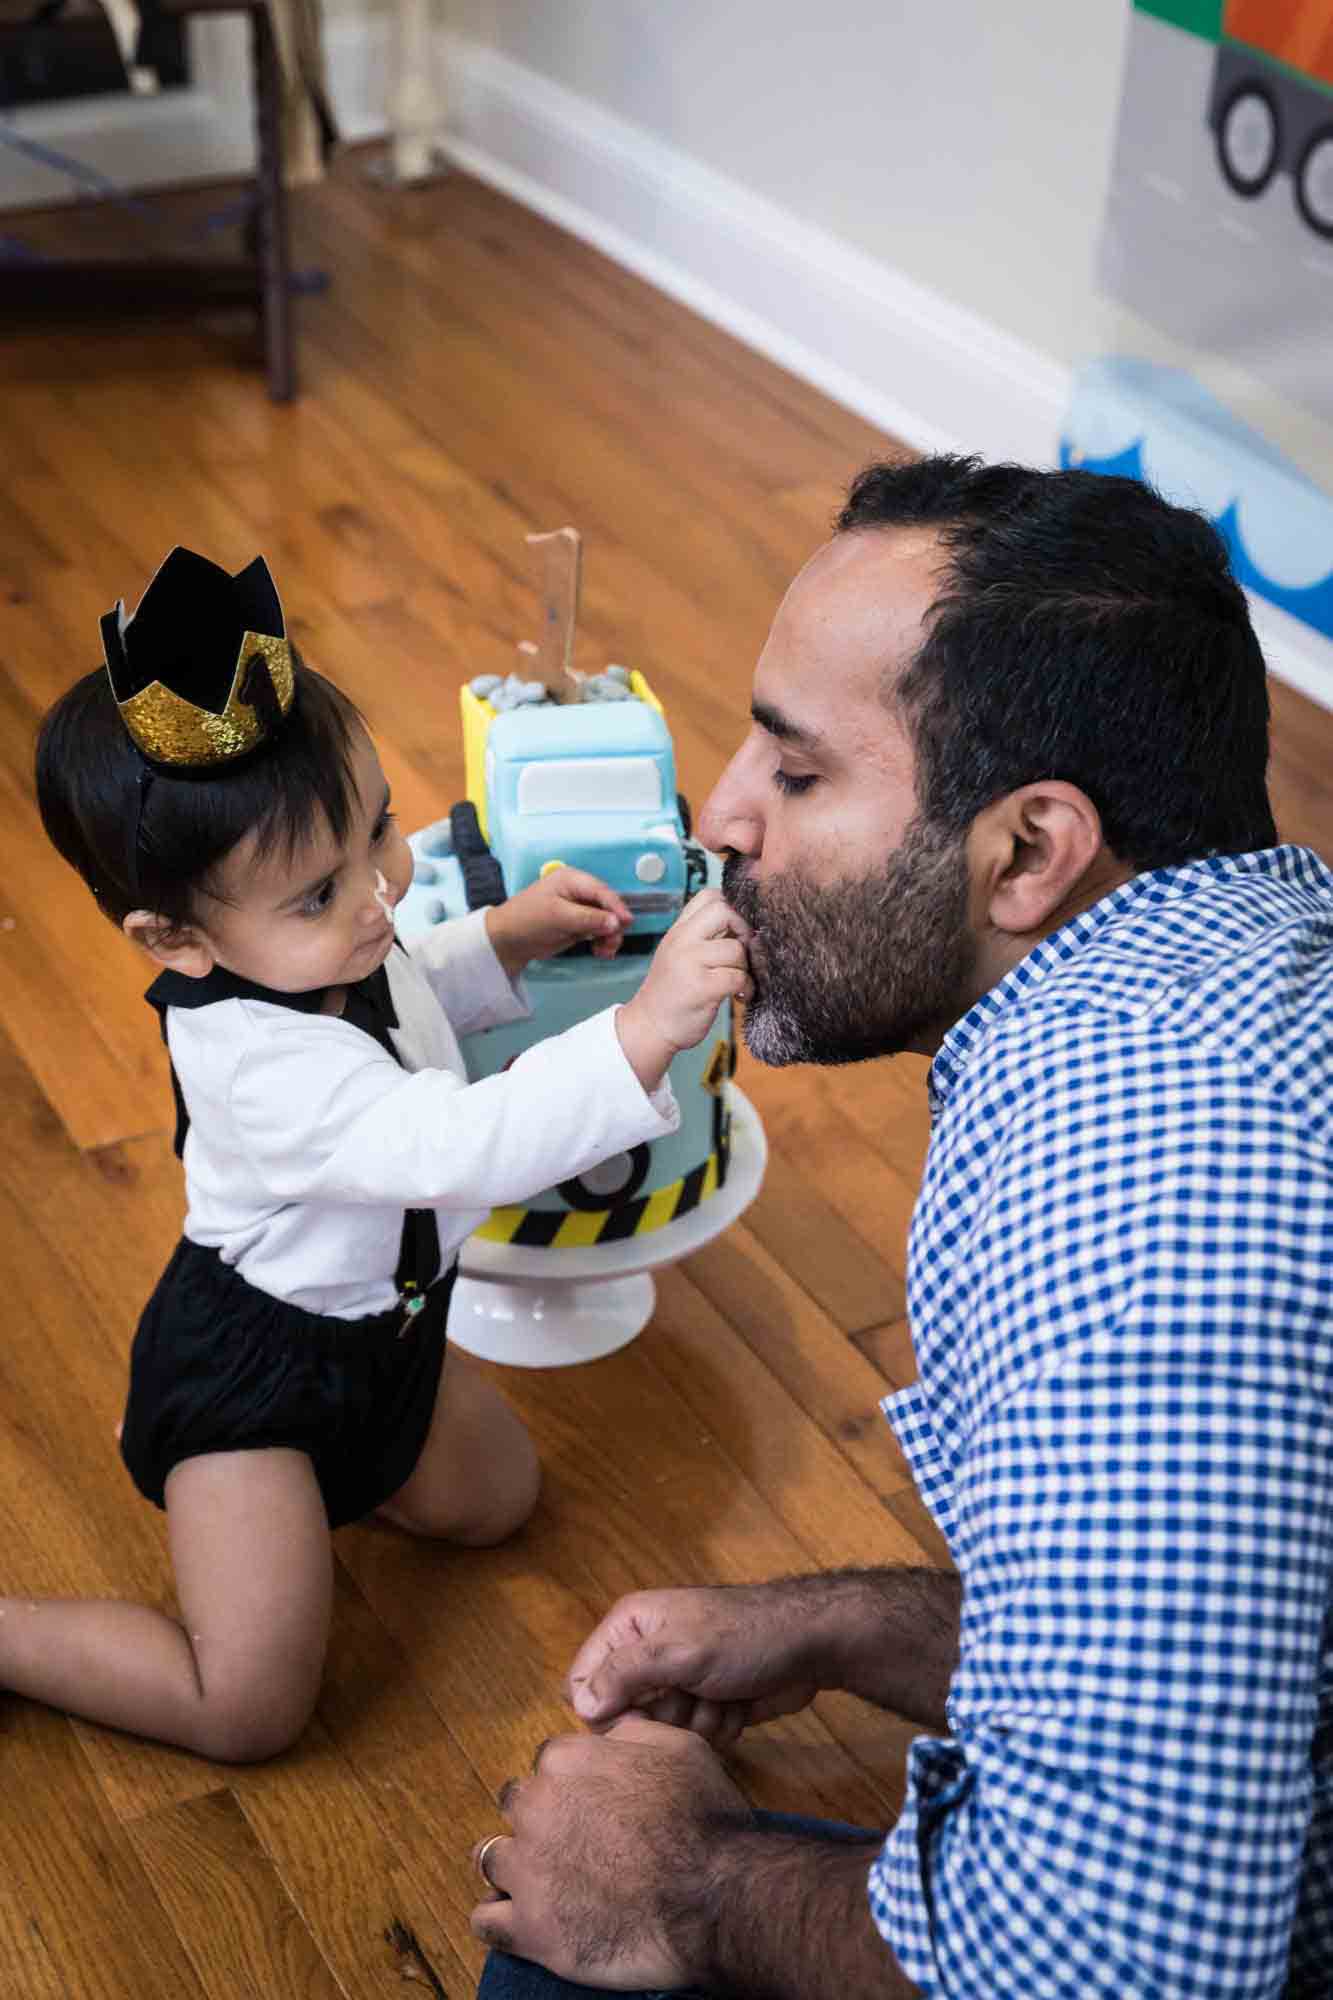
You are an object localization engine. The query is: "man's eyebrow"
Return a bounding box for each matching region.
[751,700,823,752]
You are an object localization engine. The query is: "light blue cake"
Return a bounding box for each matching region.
[395,817,736,1248]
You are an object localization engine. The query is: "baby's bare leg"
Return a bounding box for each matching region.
[377,1346,539,1544]
[0,1447,332,1762]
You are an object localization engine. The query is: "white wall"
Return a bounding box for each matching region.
[446,0,1129,376]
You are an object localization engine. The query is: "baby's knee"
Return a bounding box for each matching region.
[189,1671,318,1764]
[197,1708,310,1765]
[382,1427,541,1545]
[450,1442,541,1547]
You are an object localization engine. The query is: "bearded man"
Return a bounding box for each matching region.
[467,456,1333,2000]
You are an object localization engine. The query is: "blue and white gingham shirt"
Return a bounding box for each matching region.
[869,846,1333,1999]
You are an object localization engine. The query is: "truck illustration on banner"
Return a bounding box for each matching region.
[1141,0,1333,235]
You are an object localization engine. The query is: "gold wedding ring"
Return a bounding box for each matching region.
[476,1833,507,1892]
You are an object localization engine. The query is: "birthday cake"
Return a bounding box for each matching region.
[394,529,736,1249]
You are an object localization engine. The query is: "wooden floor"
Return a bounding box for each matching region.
[1,154,1331,1998]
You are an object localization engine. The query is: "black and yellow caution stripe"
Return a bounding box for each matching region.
[476,1106,732,1249]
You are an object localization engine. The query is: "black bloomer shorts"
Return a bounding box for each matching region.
[120,1237,453,1530]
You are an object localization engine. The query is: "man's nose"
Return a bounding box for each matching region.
[697,753,762,857]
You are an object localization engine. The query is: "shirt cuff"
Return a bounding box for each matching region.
[407,907,532,1036]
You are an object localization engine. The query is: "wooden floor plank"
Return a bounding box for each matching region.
[230,1718,482,1996]
[129,1789,346,2000]
[850,1316,920,1393]
[0,738,164,1151]
[740,1139,908,1335]
[679,1227,920,1510]
[646,1265,923,1548]
[0,1704,205,2000]
[746,1057,931,1246]
[306,1566,516,1981]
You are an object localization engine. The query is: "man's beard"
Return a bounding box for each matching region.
[721,816,975,1066]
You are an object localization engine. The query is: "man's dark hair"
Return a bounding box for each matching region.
[837,455,1277,869]
[36,657,366,930]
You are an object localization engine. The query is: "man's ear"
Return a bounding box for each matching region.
[970,782,1108,938]
[122,910,216,977]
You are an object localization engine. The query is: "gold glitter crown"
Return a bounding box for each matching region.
[101,547,295,769]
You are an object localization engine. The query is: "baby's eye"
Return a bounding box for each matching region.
[371,808,397,845]
[301,878,337,918]
[772,768,818,796]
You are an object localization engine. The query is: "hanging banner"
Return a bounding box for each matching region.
[1064,2,1333,647]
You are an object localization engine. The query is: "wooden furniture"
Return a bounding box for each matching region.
[0,0,296,398]
[385,0,447,183]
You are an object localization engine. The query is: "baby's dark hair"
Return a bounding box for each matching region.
[36,656,367,931]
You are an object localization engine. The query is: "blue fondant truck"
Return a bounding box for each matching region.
[450,668,703,942]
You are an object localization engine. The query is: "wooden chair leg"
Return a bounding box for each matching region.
[251,2,295,402]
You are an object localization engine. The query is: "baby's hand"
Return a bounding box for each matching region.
[486,868,632,979]
[616,890,753,1093]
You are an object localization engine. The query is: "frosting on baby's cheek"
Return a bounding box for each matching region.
[373,869,394,920]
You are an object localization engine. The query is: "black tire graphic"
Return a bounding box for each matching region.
[559,1143,651,1211]
[1216,81,1281,198]
[1295,125,1333,239]
[462,852,506,910]
[450,799,489,858]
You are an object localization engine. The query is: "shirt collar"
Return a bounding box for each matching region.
[927,844,1330,1113]
[147,965,327,1015]
[146,949,403,1058]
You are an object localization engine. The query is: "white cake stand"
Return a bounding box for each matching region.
[447,1085,766,1367]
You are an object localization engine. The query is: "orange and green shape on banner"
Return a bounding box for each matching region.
[1137,0,1333,89]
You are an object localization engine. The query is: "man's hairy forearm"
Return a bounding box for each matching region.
[678,1826,919,2000]
[794,1566,962,1732]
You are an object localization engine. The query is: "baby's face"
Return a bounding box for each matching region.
[198,728,414,994]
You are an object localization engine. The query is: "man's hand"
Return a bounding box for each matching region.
[615,889,754,1093]
[485,867,633,979]
[570,1571,965,1742]
[470,1716,751,1989]
[567,1584,826,1750]
[470,1716,909,1999]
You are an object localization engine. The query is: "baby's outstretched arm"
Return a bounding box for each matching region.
[224,889,750,1217]
[615,889,753,1095]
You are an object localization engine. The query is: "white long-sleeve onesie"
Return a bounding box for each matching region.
[164,909,678,1318]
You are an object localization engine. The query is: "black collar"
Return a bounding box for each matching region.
[147,965,327,1015]
[146,951,403,1061]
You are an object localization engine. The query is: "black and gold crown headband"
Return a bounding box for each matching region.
[101,546,295,770]
[100,548,296,909]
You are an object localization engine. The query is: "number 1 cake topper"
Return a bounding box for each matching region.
[524,527,583,690]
